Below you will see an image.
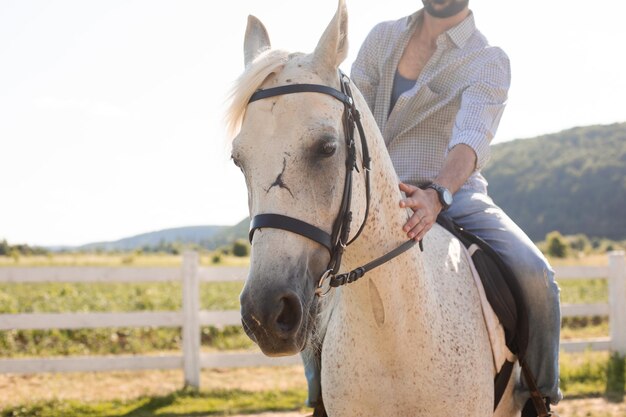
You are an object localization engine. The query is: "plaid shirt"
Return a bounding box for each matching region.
[351,10,510,194]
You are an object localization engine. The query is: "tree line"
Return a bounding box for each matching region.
[484,122,626,241]
[0,239,48,257]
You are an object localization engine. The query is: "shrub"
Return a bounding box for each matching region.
[546,231,568,258]
[211,253,222,264]
[232,239,250,257]
[0,239,9,256]
[606,353,625,402]
[567,233,591,254]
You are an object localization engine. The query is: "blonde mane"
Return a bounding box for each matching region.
[225,49,297,139]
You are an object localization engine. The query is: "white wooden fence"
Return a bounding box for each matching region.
[0,252,300,388]
[557,251,626,354]
[0,251,624,388]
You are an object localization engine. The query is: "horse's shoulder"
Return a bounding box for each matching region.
[423,223,471,276]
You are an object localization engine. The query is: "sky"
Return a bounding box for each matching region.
[1,0,625,247]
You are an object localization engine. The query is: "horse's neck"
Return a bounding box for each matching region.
[322,91,495,417]
[342,92,412,264]
[342,156,416,273]
[337,104,435,326]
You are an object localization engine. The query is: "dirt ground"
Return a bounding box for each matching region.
[224,397,626,417]
[0,367,307,409]
[226,399,626,417]
[227,414,306,417]
[1,367,624,416]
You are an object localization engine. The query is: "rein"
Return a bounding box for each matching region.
[247,72,420,297]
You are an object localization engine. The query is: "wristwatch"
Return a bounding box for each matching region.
[425,183,453,212]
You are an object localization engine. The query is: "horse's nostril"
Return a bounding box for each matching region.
[275,293,302,336]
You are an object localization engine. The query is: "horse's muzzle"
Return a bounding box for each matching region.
[240,288,306,356]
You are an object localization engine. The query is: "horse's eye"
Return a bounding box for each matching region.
[319,141,337,157]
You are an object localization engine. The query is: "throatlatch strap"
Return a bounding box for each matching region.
[249,214,333,254]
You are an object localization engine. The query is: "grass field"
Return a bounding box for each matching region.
[0,253,624,416]
[0,387,306,417]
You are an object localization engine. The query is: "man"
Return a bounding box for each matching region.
[305,1,562,415]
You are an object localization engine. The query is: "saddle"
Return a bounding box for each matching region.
[436,213,550,416]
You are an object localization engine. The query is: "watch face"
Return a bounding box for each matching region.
[442,189,453,206]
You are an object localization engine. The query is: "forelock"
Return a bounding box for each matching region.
[224,49,299,140]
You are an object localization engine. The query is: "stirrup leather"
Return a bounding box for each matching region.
[520,358,551,417]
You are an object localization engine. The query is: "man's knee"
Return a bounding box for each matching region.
[514,256,560,320]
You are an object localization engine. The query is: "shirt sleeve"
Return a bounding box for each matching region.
[448,48,511,171]
[350,23,385,110]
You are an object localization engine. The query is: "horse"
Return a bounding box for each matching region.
[227,1,522,415]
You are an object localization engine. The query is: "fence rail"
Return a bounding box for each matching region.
[0,251,624,388]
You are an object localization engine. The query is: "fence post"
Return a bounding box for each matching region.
[608,251,626,355]
[182,251,200,388]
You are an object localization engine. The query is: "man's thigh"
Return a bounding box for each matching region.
[445,190,554,286]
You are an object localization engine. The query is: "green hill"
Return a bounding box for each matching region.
[76,225,229,252]
[483,122,626,241]
[61,220,252,253]
[203,217,250,249]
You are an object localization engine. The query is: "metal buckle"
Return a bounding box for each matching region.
[315,269,334,297]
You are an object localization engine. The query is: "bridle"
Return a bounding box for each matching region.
[247,71,420,297]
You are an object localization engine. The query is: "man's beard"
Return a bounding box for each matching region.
[422,0,469,18]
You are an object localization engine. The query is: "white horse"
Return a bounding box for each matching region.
[227,1,521,416]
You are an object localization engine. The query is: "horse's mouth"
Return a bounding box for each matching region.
[240,299,314,356]
[241,316,259,344]
[243,315,309,356]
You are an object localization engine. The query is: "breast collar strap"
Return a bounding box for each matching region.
[247,71,421,297]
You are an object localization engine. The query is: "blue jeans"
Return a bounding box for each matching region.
[302,345,322,408]
[303,190,562,406]
[446,190,562,405]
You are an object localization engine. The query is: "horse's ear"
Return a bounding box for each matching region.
[244,15,271,68]
[313,0,349,70]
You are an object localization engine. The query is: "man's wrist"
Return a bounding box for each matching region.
[424,188,443,212]
[425,182,453,211]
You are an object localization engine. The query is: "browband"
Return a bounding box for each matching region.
[249,84,353,107]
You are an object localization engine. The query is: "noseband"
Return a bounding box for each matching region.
[247,72,419,296]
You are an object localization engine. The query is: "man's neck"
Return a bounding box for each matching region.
[419,8,469,45]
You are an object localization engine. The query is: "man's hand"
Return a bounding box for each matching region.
[399,182,443,242]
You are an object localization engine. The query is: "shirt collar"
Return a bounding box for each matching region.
[405,9,476,49]
[404,9,423,31]
[446,11,475,48]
